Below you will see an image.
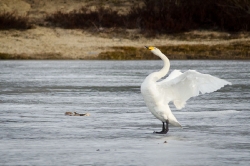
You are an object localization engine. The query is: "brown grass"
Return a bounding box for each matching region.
[2,41,250,60]
[0,12,31,30]
[97,42,250,60]
[45,0,250,34]
[0,53,64,60]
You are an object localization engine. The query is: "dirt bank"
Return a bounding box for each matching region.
[1,26,250,59]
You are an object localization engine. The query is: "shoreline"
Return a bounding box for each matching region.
[1,26,250,60]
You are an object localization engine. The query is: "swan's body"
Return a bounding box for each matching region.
[141,46,232,134]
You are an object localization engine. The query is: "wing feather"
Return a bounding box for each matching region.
[157,70,232,110]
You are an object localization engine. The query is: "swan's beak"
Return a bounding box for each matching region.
[145,46,155,50]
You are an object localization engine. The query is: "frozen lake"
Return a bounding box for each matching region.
[0,60,250,166]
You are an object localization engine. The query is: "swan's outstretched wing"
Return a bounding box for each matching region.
[163,70,182,82]
[157,70,232,110]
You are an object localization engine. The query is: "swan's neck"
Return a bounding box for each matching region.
[154,52,170,80]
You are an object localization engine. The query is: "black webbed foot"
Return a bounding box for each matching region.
[154,130,168,134]
[153,120,169,134]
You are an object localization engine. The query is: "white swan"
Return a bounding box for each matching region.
[141,46,232,134]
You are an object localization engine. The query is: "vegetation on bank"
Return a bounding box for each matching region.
[1,0,250,60]
[0,53,64,60]
[98,42,250,60]
[1,42,250,60]
[46,0,250,33]
[0,12,31,30]
[1,0,250,33]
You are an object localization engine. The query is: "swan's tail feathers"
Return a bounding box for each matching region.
[168,113,182,127]
[169,119,182,128]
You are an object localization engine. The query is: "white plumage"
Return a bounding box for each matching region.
[141,46,232,134]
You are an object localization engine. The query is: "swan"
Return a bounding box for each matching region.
[141,46,232,134]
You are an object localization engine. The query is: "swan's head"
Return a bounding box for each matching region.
[145,46,162,56]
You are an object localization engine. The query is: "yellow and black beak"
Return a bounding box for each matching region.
[145,46,155,50]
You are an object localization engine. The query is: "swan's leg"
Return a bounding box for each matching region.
[165,120,169,133]
[154,121,169,134]
[161,122,165,132]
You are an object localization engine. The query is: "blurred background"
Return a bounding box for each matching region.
[1,0,250,59]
